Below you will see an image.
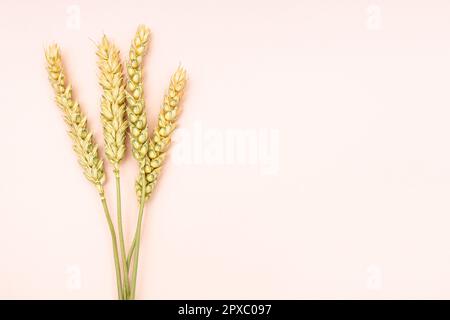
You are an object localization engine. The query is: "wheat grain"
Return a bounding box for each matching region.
[126,25,151,164]
[136,67,187,200]
[45,44,106,194]
[96,35,131,298]
[97,36,128,174]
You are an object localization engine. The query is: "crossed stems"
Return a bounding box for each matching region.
[99,171,147,300]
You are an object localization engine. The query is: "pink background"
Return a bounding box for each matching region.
[2,0,450,299]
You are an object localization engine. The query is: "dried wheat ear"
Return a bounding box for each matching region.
[96,36,128,175]
[136,67,187,201]
[45,44,106,195]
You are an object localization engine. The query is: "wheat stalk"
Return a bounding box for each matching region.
[96,35,131,298]
[129,66,187,299]
[126,25,151,165]
[136,66,187,201]
[46,44,123,299]
[46,26,188,300]
[45,44,106,194]
[96,36,128,173]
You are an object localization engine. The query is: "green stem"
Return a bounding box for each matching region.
[129,176,147,299]
[126,235,136,270]
[100,194,123,300]
[115,172,130,299]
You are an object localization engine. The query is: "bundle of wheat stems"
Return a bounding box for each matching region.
[45,25,187,300]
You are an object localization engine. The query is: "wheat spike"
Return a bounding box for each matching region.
[45,44,106,194]
[97,36,128,174]
[136,67,187,200]
[126,25,151,165]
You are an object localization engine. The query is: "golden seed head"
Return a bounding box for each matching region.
[136,66,187,201]
[45,44,105,189]
[97,35,128,171]
[126,25,151,163]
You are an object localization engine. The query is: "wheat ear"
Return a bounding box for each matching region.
[136,66,187,201]
[45,44,106,194]
[46,44,123,299]
[96,36,131,298]
[96,36,128,173]
[129,67,187,299]
[126,25,151,164]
